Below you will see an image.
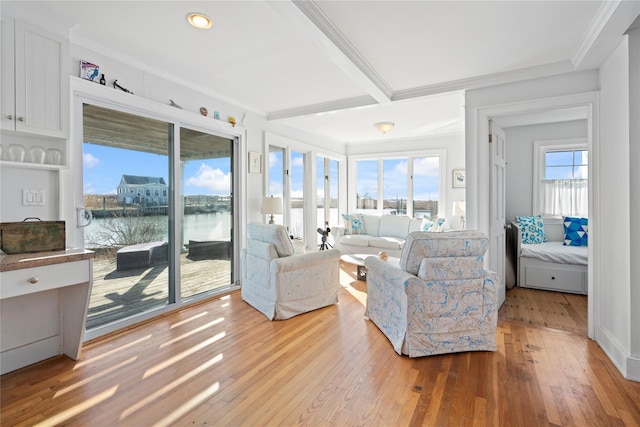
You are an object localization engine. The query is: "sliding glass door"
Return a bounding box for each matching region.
[179,127,234,300]
[81,103,237,332]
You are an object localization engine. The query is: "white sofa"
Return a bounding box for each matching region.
[241,222,341,320]
[331,214,449,258]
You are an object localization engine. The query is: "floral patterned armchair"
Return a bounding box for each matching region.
[364,231,499,357]
[241,222,341,320]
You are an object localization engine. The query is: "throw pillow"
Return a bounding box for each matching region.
[427,218,448,232]
[516,215,546,244]
[563,216,588,246]
[420,218,434,231]
[342,214,366,235]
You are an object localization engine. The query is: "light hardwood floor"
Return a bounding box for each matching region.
[2,263,639,426]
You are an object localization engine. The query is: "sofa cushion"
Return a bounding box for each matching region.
[360,214,381,237]
[368,236,404,250]
[339,234,370,247]
[378,215,410,239]
[342,214,366,235]
[516,215,546,244]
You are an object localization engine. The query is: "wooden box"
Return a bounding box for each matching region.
[0,219,65,254]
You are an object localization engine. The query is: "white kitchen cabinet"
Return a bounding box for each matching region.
[1,16,69,139]
[0,250,94,374]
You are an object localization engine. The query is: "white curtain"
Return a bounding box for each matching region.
[540,179,588,217]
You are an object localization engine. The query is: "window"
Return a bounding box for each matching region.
[353,152,443,218]
[534,139,588,217]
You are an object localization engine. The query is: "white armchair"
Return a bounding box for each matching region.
[364,230,500,357]
[241,222,341,320]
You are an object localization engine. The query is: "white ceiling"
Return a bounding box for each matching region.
[19,1,640,143]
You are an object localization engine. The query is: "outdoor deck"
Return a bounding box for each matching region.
[88,253,232,329]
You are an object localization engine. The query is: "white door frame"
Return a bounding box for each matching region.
[471,91,599,339]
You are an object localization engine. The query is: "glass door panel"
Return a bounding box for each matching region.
[383,159,407,215]
[82,103,171,329]
[290,150,305,239]
[267,146,285,225]
[179,127,234,300]
[356,160,378,213]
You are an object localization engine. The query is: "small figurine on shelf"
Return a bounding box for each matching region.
[214,111,220,120]
[229,116,236,126]
[200,107,208,116]
[169,99,183,109]
[99,74,106,85]
[113,80,133,94]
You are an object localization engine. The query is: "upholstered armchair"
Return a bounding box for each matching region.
[364,231,500,357]
[241,222,341,320]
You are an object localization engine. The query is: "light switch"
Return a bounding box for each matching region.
[22,189,45,206]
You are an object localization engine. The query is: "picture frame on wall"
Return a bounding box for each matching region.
[452,169,465,188]
[248,152,262,174]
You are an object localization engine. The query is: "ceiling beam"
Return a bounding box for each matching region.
[268,0,392,104]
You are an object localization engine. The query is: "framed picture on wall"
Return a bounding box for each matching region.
[248,152,262,174]
[453,169,465,188]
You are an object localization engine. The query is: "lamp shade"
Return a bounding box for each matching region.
[261,196,283,215]
[453,201,466,216]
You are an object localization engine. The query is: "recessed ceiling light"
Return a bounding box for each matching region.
[187,13,212,29]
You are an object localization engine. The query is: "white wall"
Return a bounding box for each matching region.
[599,36,635,379]
[504,120,587,222]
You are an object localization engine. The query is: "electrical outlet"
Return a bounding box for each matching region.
[22,189,45,206]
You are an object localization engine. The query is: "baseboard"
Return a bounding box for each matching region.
[626,355,640,382]
[595,325,637,380]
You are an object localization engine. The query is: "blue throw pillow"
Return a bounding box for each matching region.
[342,214,365,235]
[563,217,588,246]
[516,215,546,244]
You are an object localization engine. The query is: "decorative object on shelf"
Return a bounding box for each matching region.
[28,146,45,164]
[200,107,208,116]
[261,195,283,224]
[45,148,62,165]
[374,121,394,134]
[214,111,220,120]
[229,116,236,126]
[453,201,466,229]
[80,60,99,82]
[169,99,183,109]
[452,169,465,188]
[7,144,26,162]
[113,80,133,94]
[99,74,106,85]
[248,151,262,174]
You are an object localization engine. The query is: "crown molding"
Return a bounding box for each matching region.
[70,34,266,117]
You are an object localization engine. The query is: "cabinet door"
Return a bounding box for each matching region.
[14,21,68,138]
[0,17,15,132]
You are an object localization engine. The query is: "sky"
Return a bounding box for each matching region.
[83,144,232,195]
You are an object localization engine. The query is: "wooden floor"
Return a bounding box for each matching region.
[2,263,639,426]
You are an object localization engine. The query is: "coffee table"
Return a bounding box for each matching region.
[340,253,377,281]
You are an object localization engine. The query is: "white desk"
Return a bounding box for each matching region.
[0,249,94,374]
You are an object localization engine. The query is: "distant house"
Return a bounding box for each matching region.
[117,175,168,206]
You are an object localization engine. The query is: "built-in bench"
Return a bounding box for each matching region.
[116,241,168,271]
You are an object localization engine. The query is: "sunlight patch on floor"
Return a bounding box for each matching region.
[76,335,151,368]
[160,317,224,348]
[35,386,118,427]
[120,353,223,420]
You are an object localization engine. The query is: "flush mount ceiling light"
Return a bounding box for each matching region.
[374,122,394,134]
[187,13,212,29]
